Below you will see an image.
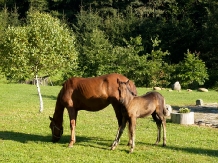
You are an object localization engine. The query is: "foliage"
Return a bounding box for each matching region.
[0,0,217,88]
[173,50,208,89]
[0,11,78,81]
[179,108,191,113]
[77,28,114,77]
[144,37,171,87]
[0,5,20,42]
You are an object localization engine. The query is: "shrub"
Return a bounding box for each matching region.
[179,108,190,113]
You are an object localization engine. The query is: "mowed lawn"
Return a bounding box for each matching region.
[0,83,218,162]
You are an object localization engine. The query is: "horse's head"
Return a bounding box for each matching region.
[49,116,63,142]
[117,79,135,105]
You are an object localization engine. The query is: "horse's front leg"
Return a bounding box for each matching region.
[111,116,127,150]
[67,108,78,147]
[129,117,136,153]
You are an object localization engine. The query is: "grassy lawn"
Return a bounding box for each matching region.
[0,84,218,162]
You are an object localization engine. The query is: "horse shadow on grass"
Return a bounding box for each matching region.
[1,131,217,156]
[0,130,112,150]
[137,141,218,157]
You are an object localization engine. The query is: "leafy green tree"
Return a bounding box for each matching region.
[174,50,208,89]
[77,28,113,77]
[144,37,171,87]
[0,11,78,112]
[0,5,20,39]
[29,0,48,11]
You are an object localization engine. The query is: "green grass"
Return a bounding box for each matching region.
[0,84,218,162]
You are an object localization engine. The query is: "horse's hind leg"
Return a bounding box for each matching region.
[152,113,161,145]
[162,117,167,146]
[155,122,161,145]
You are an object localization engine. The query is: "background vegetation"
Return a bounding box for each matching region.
[0,84,218,162]
[0,0,217,89]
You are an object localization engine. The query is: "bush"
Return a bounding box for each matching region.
[179,108,190,113]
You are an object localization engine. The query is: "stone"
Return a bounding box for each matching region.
[198,121,205,126]
[198,88,208,92]
[196,99,204,106]
[172,81,181,91]
[153,87,161,90]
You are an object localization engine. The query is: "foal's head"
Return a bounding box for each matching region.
[117,79,135,105]
[49,116,63,142]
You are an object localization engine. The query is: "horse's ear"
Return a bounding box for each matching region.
[126,80,129,84]
[49,116,53,121]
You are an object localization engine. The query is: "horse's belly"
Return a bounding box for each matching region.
[76,98,110,111]
[137,110,153,118]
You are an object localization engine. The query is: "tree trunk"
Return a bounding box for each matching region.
[36,75,44,112]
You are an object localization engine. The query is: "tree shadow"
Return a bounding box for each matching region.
[42,94,57,100]
[31,94,57,100]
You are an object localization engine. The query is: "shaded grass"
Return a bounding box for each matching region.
[0,84,218,162]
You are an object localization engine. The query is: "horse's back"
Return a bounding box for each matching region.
[142,91,165,105]
[60,73,136,110]
[129,91,165,117]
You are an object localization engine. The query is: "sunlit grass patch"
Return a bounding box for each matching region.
[0,84,218,162]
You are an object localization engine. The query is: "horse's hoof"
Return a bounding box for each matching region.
[111,146,116,150]
[129,149,134,153]
[68,142,74,148]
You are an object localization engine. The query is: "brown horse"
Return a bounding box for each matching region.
[111,79,168,153]
[49,73,137,147]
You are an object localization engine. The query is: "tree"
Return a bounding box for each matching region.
[0,11,78,112]
[174,50,208,89]
[144,37,171,87]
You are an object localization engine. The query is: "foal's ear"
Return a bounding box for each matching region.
[126,80,129,84]
[117,78,120,84]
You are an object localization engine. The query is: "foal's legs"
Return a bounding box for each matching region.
[128,116,136,153]
[152,113,161,145]
[155,121,161,145]
[162,117,167,146]
[67,107,78,147]
[152,113,166,146]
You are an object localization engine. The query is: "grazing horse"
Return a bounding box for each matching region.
[49,73,137,147]
[111,79,168,153]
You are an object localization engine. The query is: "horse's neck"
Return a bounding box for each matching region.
[53,102,64,126]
